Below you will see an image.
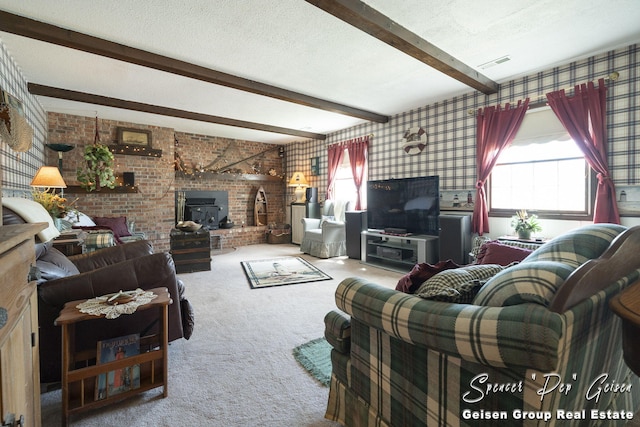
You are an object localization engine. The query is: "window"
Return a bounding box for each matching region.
[489,107,593,218]
[332,149,365,207]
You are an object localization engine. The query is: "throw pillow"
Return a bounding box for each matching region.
[472,261,574,307]
[63,211,96,227]
[93,216,131,238]
[476,241,533,266]
[395,259,460,294]
[415,264,504,303]
[36,245,80,282]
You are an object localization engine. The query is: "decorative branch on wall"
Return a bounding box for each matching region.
[175,170,282,182]
[175,143,284,179]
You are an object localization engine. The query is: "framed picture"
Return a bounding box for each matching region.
[117,127,152,147]
[310,156,319,176]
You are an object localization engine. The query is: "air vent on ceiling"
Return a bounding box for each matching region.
[478,55,511,70]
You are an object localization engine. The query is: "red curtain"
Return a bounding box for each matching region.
[546,79,619,224]
[326,143,344,200]
[472,99,530,234]
[347,136,369,210]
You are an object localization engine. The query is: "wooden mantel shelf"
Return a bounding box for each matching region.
[65,185,139,194]
[175,171,283,182]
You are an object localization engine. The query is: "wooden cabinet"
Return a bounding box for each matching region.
[0,223,45,427]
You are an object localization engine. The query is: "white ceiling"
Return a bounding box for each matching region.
[0,0,639,144]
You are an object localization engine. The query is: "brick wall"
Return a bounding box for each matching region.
[47,113,286,252]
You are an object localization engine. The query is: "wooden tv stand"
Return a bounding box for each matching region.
[361,230,439,272]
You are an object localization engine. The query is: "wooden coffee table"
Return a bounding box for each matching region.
[55,287,172,426]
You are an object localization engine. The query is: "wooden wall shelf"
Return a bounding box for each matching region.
[65,185,139,194]
[109,145,163,157]
[175,171,283,182]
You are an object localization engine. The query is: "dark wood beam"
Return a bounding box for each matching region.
[28,83,327,140]
[305,0,499,95]
[0,10,388,123]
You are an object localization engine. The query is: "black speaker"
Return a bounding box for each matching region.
[305,187,318,203]
[345,211,367,259]
[123,172,135,187]
[439,214,472,264]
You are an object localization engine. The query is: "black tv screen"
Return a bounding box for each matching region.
[366,176,440,235]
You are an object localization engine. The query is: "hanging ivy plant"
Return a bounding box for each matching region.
[76,143,116,191]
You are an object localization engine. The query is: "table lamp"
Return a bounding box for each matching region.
[31,166,67,196]
[288,171,309,203]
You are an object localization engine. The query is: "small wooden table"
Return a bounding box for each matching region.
[53,230,86,256]
[55,287,172,426]
[610,280,640,377]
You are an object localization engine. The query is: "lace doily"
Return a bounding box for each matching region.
[76,288,158,319]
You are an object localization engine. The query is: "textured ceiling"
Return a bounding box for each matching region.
[0,0,639,143]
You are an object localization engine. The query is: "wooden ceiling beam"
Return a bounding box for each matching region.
[0,10,388,123]
[28,83,327,140]
[305,0,499,95]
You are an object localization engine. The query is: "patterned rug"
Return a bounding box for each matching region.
[240,256,332,289]
[293,337,332,387]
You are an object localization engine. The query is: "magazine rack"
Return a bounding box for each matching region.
[54,287,172,426]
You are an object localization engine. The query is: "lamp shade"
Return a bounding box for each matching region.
[288,171,309,187]
[30,166,67,188]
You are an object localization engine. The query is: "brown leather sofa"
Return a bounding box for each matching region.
[3,206,194,383]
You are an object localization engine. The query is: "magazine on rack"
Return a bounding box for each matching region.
[95,333,141,400]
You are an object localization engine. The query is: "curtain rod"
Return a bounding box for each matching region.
[467,72,619,116]
[330,133,373,146]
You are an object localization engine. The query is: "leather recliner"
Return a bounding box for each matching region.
[3,206,195,383]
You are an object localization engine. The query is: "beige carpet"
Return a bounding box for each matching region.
[40,244,400,426]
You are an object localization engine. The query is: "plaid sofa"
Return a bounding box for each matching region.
[325,224,640,426]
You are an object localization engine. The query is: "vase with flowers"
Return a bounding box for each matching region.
[511,209,541,240]
[32,190,77,230]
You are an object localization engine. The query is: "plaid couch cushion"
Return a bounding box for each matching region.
[82,231,115,251]
[473,261,574,307]
[416,264,503,303]
[524,223,625,267]
[473,224,626,308]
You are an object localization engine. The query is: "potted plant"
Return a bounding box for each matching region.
[511,209,541,240]
[76,143,116,191]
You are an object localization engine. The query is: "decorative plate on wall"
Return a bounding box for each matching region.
[402,127,428,155]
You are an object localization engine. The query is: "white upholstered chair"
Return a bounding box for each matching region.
[300,200,351,258]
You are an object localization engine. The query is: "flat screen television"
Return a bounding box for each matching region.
[366,176,440,236]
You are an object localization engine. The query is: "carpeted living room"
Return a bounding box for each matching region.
[39,243,400,426]
[2,2,640,427]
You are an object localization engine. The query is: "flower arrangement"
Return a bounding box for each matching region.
[32,190,77,218]
[511,210,541,239]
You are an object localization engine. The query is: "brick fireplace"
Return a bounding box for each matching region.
[46,112,287,252]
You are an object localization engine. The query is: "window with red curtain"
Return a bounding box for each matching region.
[472,99,529,234]
[546,79,619,224]
[327,136,369,208]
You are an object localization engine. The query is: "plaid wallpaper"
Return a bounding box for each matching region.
[0,40,47,192]
[1,39,637,206]
[285,43,640,205]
